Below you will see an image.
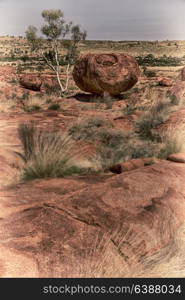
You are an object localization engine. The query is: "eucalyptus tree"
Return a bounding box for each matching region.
[26,9,87,95]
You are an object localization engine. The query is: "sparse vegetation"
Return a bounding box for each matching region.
[48,103,60,110]
[25,9,87,95]
[122,104,136,115]
[69,118,112,141]
[159,129,185,159]
[24,105,41,112]
[17,123,95,180]
[135,99,175,141]
[137,54,183,67]
[143,67,157,78]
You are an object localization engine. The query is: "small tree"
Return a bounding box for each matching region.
[25,9,87,95]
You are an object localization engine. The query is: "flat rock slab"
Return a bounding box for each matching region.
[1,161,185,277]
[168,153,185,163]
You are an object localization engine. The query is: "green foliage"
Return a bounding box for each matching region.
[135,100,173,141]
[97,128,130,148]
[25,26,42,51]
[48,103,60,110]
[137,54,182,67]
[136,113,166,141]
[25,9,87,94]
[169,94,181,105]
[123,105,136,115]
[24,105,41,112]
[143,67,157,78]
[43,83,61,96]
[22,92,30,100]
[26,10,86,64]
[69,118,110,141]
[96,133,159,170]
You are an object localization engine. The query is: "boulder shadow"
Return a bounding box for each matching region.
[73,92,124,103]
[73,93,101,103]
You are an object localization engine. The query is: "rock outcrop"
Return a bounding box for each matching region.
[19,74,42,91]
[109,158,155,174]
[158,78,173,87]
[168,153,185,163]
[1,161,185,277]
[168,81,185,101]
[72,53,140,96]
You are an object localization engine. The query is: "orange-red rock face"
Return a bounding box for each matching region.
[19,74,42,91]
[73,53,140,96]
[1,160,185,277]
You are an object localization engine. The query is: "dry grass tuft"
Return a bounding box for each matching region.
[61,223,185,278]
[17,123,97,180]
[159,128,185,158]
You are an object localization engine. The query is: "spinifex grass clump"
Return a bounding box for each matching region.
[69,117,112,141]
[135,99,174,141]
[158,129,185,159]
[17,123,92,180]
[96,133,160,170]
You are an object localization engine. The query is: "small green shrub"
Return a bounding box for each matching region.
[135,100,172,141]
[24,105,41,112]
[169,94,181,105]
[144,70,157,78]
[8,79,18,84]
[137,54,182,67]
[43,83,61,96]
[69,118,110,141]
[22,92,30,100]
[127,140,158,159]
[96,136,158,170]
[123,105,136,115]
[48,103,60,110]
[97,128,131,148]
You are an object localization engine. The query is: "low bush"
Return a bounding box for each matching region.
[137,54,182,67]
[159,130,185,159]
[48,103,61,110]
[96,135,159,170]
[122,105,136,115]
[135,100,173,141]
[24,105,41,112]
[69,118,111,141]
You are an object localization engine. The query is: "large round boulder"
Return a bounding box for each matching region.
[72,53,140,96]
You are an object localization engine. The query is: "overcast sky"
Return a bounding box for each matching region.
[0,0,185,40]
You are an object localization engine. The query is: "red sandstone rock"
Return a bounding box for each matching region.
[158,108,185,133]
[168,81,185,100]
[19,74,42,91]
[181,67,185,81]
[168,153,185,163]
[72,53,140,96]
[159,78,173,87]
[109,158,154,174]
[1,161,185,277]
